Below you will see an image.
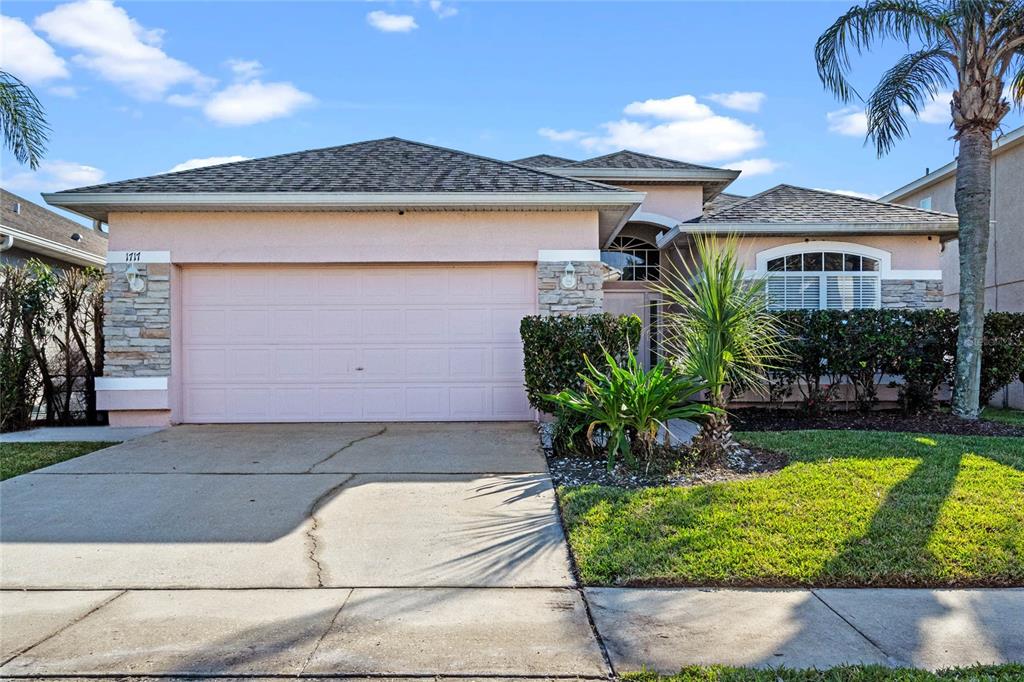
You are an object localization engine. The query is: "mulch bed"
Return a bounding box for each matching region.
[545,443,787,489]
[731,408,1024,437]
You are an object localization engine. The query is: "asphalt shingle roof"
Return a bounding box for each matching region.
[53,138,628,195]
[699,184,957,224]
[1,189,107,259]
[566,150,728,172]
[511,154,576,168]
[704,192,746,214]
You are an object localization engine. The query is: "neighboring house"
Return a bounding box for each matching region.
[44,138,955,427]
[881,124,1024,408]
[1,189,107,269]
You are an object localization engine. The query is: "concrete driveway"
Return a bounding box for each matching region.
[0,422,607,676]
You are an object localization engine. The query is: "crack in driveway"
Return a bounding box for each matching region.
[304,475,356,587]
[305,426,387,473]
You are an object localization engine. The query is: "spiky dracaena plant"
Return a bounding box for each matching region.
[0,70,49,170]
[651,235,789,462]
[815,0,1024,419]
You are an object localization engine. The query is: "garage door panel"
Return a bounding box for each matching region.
[182,265,534,422]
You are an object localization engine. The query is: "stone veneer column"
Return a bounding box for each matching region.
[881,279,943,309]
[103,262,172,375]
[537,261,604,316]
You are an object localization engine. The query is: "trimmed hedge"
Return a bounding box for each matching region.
[520,313,641,414]
[773,309,1024,413]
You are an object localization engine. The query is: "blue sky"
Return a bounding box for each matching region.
[2,0,1021,223]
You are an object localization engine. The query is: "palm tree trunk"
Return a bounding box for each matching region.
[951,128,993,420]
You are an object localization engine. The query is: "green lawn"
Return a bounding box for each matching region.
[624,664,1024,682]
[560,430,1024,587]
[982,407,1024,427]
[0,441,117,480]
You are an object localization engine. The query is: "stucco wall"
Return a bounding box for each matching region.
[614,184,703,223]
[892,138,1023,314]
[108,209,601,263]
[735,235,943,271]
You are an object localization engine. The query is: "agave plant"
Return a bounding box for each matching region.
[546,347,716,471]
[651,234,789,462]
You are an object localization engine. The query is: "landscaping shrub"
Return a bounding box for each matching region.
[520,313,641,414]
[772,308,1023,414]
[546,348,714,470]
[980,312,1024,405]
[0,260,105,432]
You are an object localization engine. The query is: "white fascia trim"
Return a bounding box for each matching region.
[96,377,168,391]
[43,191,647,210]
[107,250,171,264]
[629,211,680,230]
[538,249,601,262]
[0,224,106,266]
[555,168,740,182]
[880,125,1024,202]
[675,222,957,235]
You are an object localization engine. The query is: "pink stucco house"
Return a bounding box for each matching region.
[44,138,956,426]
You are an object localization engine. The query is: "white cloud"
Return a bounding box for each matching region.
[367,10,418,33]
[624,95,713,120]
[48,85,78,98]
[814,188,880,200]
[826,106,868,137]
[539,127,585,142]
[226,58,263,81]
[916,91,952,124]
[3,159,104,193]
[34,0,212,101]
[581,117,764,163]
[430,1,458,18]
[706,91,766,113]
[727,158,781,176]
[203,80,315,126]
[0,15,69,83]
[545,93,766,164]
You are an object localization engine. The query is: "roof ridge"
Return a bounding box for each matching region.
[569,148,726,172]
[702,184,783,219]
[389,138,628,192]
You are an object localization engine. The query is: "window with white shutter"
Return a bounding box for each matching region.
[765,250,881,311]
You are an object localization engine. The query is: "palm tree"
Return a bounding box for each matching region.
[815,0,1024,420]
[1,70,49,170]
[652,235,789,462]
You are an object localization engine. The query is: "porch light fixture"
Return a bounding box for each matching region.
[561,262,577,289]
[125,263,146,293]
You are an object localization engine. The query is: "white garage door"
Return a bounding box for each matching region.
[181,265,535,422]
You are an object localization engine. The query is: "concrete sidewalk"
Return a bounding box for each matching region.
[588,587,1024,673]
[0,425,163,443]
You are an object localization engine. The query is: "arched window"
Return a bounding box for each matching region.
[759,243,884,310]
[601,236,660,281]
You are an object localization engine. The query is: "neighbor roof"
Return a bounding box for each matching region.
[1,189,107,266]
[53,138,627,196]
[511,154,576,168]
[700,185,957,225]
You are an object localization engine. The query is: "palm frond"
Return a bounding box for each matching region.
[866,44,954,154]
[815,0,948,103]
[0,71,49,170]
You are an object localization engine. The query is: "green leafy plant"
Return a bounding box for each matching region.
[546,347,715,471]
[652,234,789,461]
[520,313,641,415]
[980,312,1024,406]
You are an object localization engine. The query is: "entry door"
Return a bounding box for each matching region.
[180,264,536,422]
[604,290,659,368]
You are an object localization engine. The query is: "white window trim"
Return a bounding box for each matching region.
[745,241,941,280]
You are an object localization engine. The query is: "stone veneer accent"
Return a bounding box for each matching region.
[537,261,604,316]
[881,279,943,309]
[103,263,171,377]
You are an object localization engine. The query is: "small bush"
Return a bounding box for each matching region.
[981,312,1024,405]
[546,348,714,471]
[520,313,641,414]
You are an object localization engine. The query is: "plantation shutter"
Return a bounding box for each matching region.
[825,275,880,310]
[766,275,821,311]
